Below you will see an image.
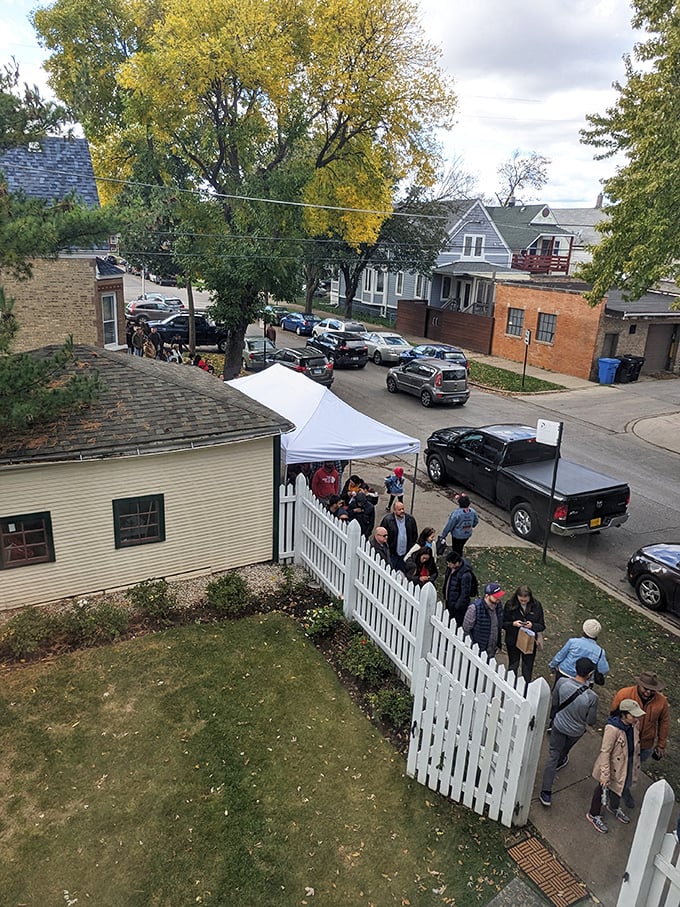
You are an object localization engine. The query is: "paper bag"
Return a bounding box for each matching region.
[517,627,536,655]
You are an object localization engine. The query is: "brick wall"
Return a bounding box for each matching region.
[3,257,124,352]
[492,283,603,380]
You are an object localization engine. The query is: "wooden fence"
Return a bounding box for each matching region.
[617,780,680,906]
[279,475,550,827]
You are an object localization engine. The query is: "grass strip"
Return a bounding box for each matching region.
[469,360,564,392]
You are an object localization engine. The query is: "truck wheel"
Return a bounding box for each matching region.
[386,376,399,394]
[635,574,666,611]
[426,455,446,485]
[511,503,540,542]
[217,338,227,353]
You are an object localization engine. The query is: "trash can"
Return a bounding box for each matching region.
[598,357,620,385]
[615,354,645,383]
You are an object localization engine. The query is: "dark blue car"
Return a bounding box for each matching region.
[280,312,322,335]
[399,343,469,371]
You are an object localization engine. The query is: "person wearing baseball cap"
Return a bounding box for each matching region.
[587,699,645,834]
[462,582,505,657]
[611,670,670,808]
[548,618,610,687]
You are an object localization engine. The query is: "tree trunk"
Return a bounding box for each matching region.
[221,314,251,380]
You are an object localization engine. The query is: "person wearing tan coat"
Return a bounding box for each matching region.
[586,699,645,834]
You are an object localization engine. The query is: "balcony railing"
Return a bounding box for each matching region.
[511,252,570,274]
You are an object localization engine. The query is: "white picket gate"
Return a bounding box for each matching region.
[617,780,680,907]
[278,475,550,827]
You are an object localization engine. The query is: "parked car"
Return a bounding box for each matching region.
[399,343,469,371]
[627,543,680,612]
[268,347,334,387]
[126,299,183,323]
[306,331,368,368]
[148,272,178,286]
[263,304,291,326]
[312,317,367,337]
[149,312,228,350]
[242,336,276,371]
[364,332,413,365]
[280,312,322,335]
[386,358,469,407]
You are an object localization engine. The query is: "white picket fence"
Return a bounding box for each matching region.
[279,474,550,827]
[618,780,680,907]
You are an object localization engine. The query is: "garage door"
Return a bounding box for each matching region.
[643,323,678,372]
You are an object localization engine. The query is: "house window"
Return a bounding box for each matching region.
[441,276,452,300]
[0,512,55,569]
[112,494,165,549]
[364,269,373,292]
[536,312,557,343]
[395,272,404,296]
[462,235,484,258]
[506,308,524,336]
[102,292,118,346]
[415,274,428,297]
[376,270,384,293]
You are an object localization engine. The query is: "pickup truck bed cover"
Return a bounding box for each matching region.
[506,459,628,496]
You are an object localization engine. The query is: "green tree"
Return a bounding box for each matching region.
[580,1,680,303]
[33,0,455,375]
[0,59,69,151]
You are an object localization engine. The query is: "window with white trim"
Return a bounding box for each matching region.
[102,292,118,346]
[441,276,452,300]
[395,272,404,296]
[376,270,384,293]
[462,235,484,258]
[415,274,428,297]
[364,269,373,292]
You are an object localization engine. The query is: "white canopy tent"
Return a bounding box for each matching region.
[228,364,420,466]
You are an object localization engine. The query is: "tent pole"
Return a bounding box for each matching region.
[410,453,418,513]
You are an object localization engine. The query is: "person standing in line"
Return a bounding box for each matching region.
[380,501,418,573]
[586,699,645,834]
[368,526,391,564]
[440,494,479,555]
[503,585,546,684]
[310,462,340,501]
[384,467,405,510]
[549,619,610,685]
[442,550,476,628]
[403,545,438,587]
[610,671,670,808]
[132,324,146,356]
[462,582,505,658]
[405,526,436,562]
[265,322,276,344]
[539,657,598,808]
[125,320,135,354]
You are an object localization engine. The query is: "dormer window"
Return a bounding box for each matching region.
[462,234,484,258]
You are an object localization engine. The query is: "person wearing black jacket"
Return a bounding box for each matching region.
[380,502,418,573]
[403,546,438,587]
[442,551,475,627]
[347,492,375,538]
[503,585,546,683]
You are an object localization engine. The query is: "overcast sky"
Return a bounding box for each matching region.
[4,0,638,207]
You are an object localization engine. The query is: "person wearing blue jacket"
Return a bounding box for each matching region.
[549,619,610,683]
[440,494,479,555]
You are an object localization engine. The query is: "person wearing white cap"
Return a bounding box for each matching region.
[586,699,645,834]
[549,619,610,686]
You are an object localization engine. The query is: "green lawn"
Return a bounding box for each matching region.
[469,360,565,392]
[465,547,680,790]
[0,613,513,906]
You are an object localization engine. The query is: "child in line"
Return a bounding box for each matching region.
[384,466,404,511]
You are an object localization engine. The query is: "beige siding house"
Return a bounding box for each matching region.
[0,347,293,610]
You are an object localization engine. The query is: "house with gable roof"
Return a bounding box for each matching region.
[0,136,126,352]
[0,347,293,610]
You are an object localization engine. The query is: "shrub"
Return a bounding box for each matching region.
[56,598,130,647]
[367,688,414,728]
[126,578,179,623]
[0,607,53,659]
[303,602,344,638]
[205,573,252,617]
[339,634,393,686]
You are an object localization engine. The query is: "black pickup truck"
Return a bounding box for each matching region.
[425,424,630,542]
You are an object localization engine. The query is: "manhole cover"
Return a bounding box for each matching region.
[508,836,589,907]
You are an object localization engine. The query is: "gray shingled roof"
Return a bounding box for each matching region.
[605,289,680,317]
[0,346,294,465]
[487,205,571,251]
[0,136,100,207]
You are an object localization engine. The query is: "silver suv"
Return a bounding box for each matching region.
[386,357,469,407]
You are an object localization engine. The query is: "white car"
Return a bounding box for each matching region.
[311,317,367,337]
[363,332,413,365]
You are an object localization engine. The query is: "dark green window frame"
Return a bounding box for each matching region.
[112,494,165,549]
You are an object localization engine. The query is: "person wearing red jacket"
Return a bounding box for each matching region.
[611,670,670,808]
[310,462,339,501]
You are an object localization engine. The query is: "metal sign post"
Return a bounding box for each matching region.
[522,329,531,389]
[536,419,563,564]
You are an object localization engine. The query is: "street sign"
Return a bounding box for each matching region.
[525,329,531,345]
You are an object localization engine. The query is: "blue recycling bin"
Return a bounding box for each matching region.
[598,357,621,385]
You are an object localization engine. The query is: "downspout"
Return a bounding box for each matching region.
[272,434,281,561]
